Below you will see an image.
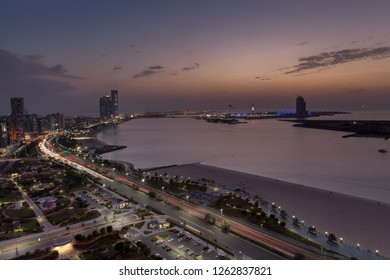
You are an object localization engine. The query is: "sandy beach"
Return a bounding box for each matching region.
[153,163,390,257]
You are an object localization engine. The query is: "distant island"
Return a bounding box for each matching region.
[288,119,390,139]
[196,111,349,125]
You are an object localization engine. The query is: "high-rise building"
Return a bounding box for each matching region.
[24,114,39,134]
[111,90,119,116]
[0,121,10,148]
[47,113,64,130]
[296,96,307,117]
[10,97,25,116]
[100,95,112,118]
[38,117,50,133]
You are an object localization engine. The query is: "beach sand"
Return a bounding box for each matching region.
[77,137,106,149]
[153,163,390,257]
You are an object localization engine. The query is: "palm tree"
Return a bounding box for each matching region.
[327,233,337,243]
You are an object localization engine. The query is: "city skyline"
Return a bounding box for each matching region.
[1,1,390,115]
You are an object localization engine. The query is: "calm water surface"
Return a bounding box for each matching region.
[98,111,390,203]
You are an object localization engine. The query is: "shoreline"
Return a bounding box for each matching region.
[151,163,390,257]
[77,122,128,153]
[93,120,390,256]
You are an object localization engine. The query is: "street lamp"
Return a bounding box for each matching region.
[186,195,189,202]
[220,209,223,215]
[141,178,145,183]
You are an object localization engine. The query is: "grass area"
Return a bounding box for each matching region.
[47,212,71,226]
[6,207,36,219]
[0,182,20,204]
[0,231,28,241]
[133,221,145,229]
[21,218,43,233]
[61,210,101,226]
[0,195,19,204]
[14,249,58,260]
[48,208,101,226]
[79,233,150,260]
[0,219,42,241]
[159,233,168,239]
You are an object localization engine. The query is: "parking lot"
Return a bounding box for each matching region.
[76,186,126,210]
[145,228,229,260]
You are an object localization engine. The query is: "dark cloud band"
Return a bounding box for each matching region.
[285,47,390,74]
[133,65,165,78]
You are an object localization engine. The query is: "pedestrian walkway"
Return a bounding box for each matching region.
[13,179,55,231]
[260,201,387,260]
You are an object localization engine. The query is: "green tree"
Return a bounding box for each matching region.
[328,233,337,243]
[114,241,125,251]
[221,220,230,232]
[74,234,84,242]
[204,213,215,224]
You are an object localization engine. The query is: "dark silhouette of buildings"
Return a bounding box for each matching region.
[10,97,25,116]
[111,90,119,116]
[100,95,112,118]
[296,96,307,117]
[99,90,119,118]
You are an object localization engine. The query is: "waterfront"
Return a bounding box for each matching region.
[97,111,390,256]
[98,111,390,204]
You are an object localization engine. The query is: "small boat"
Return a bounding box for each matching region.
[378,149,387,153]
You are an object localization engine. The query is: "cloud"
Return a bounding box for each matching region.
[255,76,271,80]
[149,65,165,70]
[50,64,83,79]
[0,49,81,114]
[182,63,200,71]
[22,54,45,63]
[0,49,82,80]
[133,65,165,78]
[285,47,390,74]
[49,64,67,74]
[129,44,135,49]
[113,66,122,71]
[298,41,309,46]
[100,54,107,57]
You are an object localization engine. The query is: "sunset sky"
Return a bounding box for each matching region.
[1,0,390,115]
